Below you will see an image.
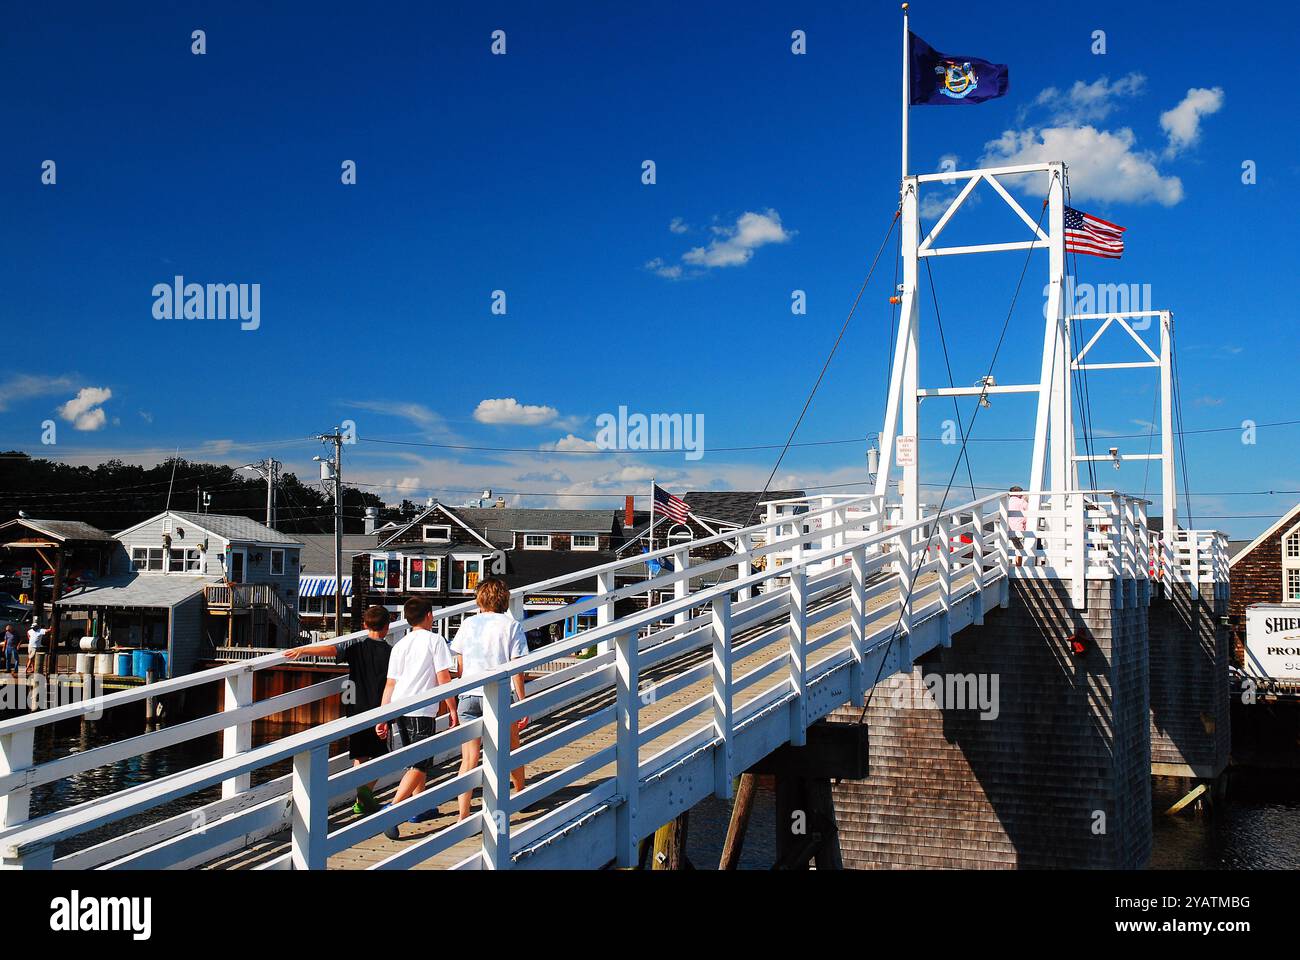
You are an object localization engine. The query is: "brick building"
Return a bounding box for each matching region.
[1227,500,1300,664]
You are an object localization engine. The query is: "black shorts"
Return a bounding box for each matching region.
[349,727,386,763]
[388,715,437,775]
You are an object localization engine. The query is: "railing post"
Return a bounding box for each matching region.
[0,729,34,830]
[673,547,690,626]
[896,534,914,668]
[711,594,733,800]
[614,630,640,867]
[596,569,615,654]
[736,532,753,603]
[480,675,513,870]
[969,503,986,624]
[222,667,254,798]
[1189,531,1202,601]
[290,745,329,869]
[850,545,867,700]
[1069,494,1087,609]
[937,512,953,633]
[787,567,808,747]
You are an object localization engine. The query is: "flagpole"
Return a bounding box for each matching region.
[901,3,910,181]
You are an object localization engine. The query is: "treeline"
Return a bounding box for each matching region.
[0,452,424,535]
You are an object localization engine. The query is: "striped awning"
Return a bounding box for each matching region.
[299,575,352,598]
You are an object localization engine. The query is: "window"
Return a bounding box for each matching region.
[571,533,598,551]
[451,557,483,592]
[522,534,551,550]
[168,548,201,572]
[133,547,164,572]
[1284,524,1300,602]
[423,525,452,543]
[270,549,285,576]
[371,556,401,591]
[406,556,441,590]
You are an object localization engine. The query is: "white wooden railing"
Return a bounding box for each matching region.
[0,488,1177,870]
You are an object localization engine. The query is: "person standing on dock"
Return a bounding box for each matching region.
[3,623,17,674]
[452,577,529,822]
[285,604,396,816]
[26,619,46,674]
[376,596,458,840]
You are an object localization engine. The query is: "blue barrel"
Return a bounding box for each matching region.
[115,652,132,676]
[131,649,153,679]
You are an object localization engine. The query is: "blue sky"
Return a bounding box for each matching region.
[1,0,1296,537]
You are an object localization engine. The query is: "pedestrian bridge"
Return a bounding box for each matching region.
[0,490,1227,869]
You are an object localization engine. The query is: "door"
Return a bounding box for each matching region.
[228,550,246,583]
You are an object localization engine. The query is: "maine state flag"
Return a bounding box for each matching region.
[909,32,1009,105]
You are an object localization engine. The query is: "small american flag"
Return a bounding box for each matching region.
[1064,206,1125,259]
[653,483,691,524]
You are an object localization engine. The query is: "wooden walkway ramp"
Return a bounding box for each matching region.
[0,490,1175,870]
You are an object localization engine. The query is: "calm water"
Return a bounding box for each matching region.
[26,717,1300,869]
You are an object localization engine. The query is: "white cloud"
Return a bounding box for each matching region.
[644,257,683,280]
[982,125,1183,206]
[1031,73,1146,124]
[347,399,448,432]
[58,386,112,431]
[669,217,689,234]
[1160,87,1223,157]
[543,434,599,452]
[681,210,792,268]
[0,373,77,412]
[394,476,423,493]
[474,398,559,426]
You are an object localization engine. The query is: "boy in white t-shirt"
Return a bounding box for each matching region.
[375,597,458,839]
[451,577,529,821]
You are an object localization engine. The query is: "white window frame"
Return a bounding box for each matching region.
[571,533,599,551]
[1284,523,1300,602]
[423,524,452,543]
[131,547,148,572]
[371,555,398,592]
[451,555,484,592]
[522,534,551,551]
[667,524,693,546]
[269,548,285,577]
[406,555,442,591]
[168,547,202,573]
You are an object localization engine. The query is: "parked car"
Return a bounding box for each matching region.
[0,592,33,626]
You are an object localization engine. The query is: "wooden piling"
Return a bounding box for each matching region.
[719,772,757,870]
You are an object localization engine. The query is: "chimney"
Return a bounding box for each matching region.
[364,506,379,535]
[624,495,635,529]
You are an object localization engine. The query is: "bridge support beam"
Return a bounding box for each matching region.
[831,577,1152,869]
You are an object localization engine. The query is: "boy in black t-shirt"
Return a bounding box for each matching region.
[285,604,394,815]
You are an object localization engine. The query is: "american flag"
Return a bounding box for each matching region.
[1064,206,1125,259]
[652,483,691,524]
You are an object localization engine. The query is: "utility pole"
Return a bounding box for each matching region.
[241,458,282,528]
[316,431,345,636]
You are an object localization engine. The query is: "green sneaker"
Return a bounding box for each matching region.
[355,785,380,816]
